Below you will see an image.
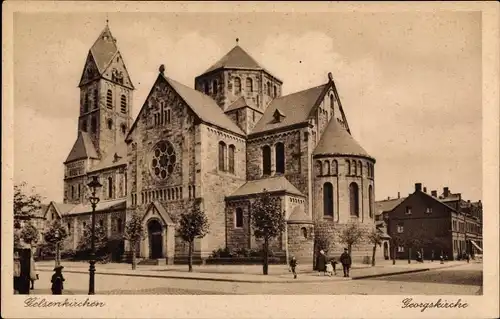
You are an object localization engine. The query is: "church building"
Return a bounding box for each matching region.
[43,25,377,264]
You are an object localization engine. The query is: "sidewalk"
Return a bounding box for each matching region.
[35,259,473,283]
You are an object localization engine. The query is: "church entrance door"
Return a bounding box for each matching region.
[148,219,163,259]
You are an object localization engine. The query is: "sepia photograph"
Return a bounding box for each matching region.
[2,1,499,318]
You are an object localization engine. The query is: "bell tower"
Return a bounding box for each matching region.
[63,23,134,204]
[77,24,135,160]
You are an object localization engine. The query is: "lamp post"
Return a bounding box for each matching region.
[87,176,102,295]
[55,229,60,267]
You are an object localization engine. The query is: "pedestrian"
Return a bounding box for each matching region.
[431,250,434,262]
[51,265,65,295]
[330,258,338,276]
[340,248,352,278]
[289,256,298,279]
[466,252,470,263]
[317,250,327,276]
[29,252,39,290]
[13,251,21,294]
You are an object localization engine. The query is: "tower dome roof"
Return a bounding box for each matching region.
[313,119,374,160]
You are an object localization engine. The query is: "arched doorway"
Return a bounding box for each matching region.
[383,242,389,260]
[148,219,163,259]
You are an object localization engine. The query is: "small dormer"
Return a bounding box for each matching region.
[273,109,286,123]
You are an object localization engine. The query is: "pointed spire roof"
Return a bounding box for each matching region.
[203,45,264,74]
[90,25,118,73]
[64,131,99,163]
[313,119,373,160]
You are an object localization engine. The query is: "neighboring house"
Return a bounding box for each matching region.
[375,195,405,260]
[383,183,483,260]
[43,24,378,264]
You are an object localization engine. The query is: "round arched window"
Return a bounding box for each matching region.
[151,141,176,180]
[301,227,308,239]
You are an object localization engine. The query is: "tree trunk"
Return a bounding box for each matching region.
[131,241,137,270]
[371,245,377,266]
[263,239,269,275]
[392,245,396,265]
[348,244,352,255]
[188,240,193,272]
[408,247,411,264]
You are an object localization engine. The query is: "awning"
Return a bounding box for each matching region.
[471,240,483,252]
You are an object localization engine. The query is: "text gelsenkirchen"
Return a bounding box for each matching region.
[24,297,105,308]
[402,298,468,312]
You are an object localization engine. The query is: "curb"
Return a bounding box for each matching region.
[352,268,430,280]
[37,262,470,284]
[38,269,348,284]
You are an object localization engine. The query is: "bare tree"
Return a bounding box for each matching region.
[367,227,383,266]
[339,222,365,255]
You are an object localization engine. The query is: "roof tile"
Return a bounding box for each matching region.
[251,84,327,134]
[313,119,373,159]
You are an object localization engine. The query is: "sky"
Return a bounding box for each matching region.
[13,11,482,203]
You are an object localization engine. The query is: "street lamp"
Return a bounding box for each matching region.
[87,176,102,295]
[55,229,60,267]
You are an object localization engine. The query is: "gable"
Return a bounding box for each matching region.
[390,191,457,218]
[79,52,101,87]
[126,73,244,143]
[101,51,134,89]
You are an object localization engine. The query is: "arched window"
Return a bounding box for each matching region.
[117,218,122,232]
[106,89,113,109]
[99,219,104,228]
[228,145,235,174]
[82,119,87,132]
[358,161,362,176]
[120,95,127,114]
[213,80,218,94]
[330,94,334,108]
[94,89,99,109]
[323,182,334,217]
[107,119,113,130]
[166,108,171,124]
[315,160,323,176]
[323,161,330,176]
[83,93,89,113]
[266,81,271,95]
[121,124,126,135]
[83,222,86,232]
[71,185,74,199]
[204,81,209,94]
[235,208,243,228]
[353,161,357,175]
[301,227,308,239]
[262,145,271,175]
[68,223,71,234]
[332,160,338,175]
[275,142,285,174]
[108,177,113,199]
[349,182,359,217]
[368,185,373,218]
[246,78,253,92]
[218,141,227,171]
[273,85,277,97]
[234,78,241,94]
[346,160,351,175]
[91,116,97,133]
[78,184,81,198]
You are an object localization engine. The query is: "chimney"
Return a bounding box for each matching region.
[397,192,400,199]
[467,200,471,203]
[387,196,390,200]
[415,183,422,192]
[423,187,427,193]
[443,187,449,198]
[431,190,437,197]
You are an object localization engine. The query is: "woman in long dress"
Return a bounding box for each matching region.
[29,249,38,290]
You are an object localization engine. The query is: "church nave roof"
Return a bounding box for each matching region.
[64,131,99,164]
[227,175,304,199]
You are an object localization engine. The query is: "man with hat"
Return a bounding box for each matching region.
[340,248,352,278]
[51,265,65,295]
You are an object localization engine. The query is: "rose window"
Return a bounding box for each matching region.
[151,141,176,179]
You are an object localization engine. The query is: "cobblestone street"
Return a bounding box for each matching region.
[30,262,482,295]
